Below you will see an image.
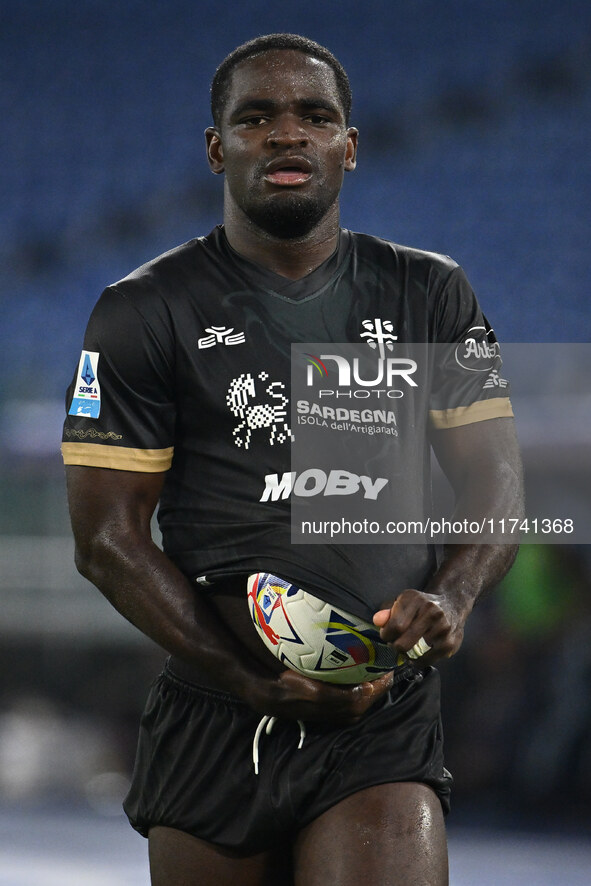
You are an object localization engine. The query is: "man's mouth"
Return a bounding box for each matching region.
[264,158,313,186]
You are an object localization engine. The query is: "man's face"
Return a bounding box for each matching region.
[206,50,358,239]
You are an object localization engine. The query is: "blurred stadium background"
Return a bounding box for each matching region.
[1,0,590,882]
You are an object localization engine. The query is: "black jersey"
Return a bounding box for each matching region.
[62,227,512,619]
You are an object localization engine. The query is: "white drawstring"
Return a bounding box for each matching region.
[252,715,306,775]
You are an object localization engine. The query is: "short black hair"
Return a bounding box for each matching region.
[210,33,352,128]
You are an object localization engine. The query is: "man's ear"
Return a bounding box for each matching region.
[345,127,359,172]
[205,127,224,174]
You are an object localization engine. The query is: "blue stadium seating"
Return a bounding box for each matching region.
[2,0,590,398]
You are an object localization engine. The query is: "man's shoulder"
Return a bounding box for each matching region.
[113,228,220,294]
[88,230,224,331]
[348,230,459,275]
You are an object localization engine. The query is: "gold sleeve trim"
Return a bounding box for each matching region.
[61,442,173,472]
[429,397,514,429]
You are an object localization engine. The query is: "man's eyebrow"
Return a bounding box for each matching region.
[230,97,342,119]
[231,98,277,118]
[298,97,341,116]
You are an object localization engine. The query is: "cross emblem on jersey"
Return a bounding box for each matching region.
[360,319,398,360]
[198,325,246,349]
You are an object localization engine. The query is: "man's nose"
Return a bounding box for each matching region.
[267,115,308,147]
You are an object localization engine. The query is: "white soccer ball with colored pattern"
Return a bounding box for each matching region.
[247,572,401,683]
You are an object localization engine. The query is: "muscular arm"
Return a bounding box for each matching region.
[66,465,391,720]
[374,417,524,661]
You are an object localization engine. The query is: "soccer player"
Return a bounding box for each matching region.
[63,34,523,886]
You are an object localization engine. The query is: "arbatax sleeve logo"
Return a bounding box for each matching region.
[68,350,101,418]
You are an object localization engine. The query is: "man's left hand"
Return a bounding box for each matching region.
[373,589,467,664]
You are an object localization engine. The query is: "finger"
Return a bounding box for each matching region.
[401,618,463,663]
[403,597,447,634]
[366,670,395,694]
[376,590,428,640]
[273,675,363,722]
[372,608,391,627]
[346,671,394,717]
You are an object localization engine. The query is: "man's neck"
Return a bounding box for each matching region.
[222,206,341,280]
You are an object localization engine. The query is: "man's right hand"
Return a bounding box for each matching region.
[243,667,395,724]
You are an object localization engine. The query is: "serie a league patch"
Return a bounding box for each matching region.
[68,350,101,418]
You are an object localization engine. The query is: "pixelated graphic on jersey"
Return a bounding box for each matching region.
[226,371,294,449]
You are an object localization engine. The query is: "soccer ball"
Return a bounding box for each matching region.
[247,572,403,683]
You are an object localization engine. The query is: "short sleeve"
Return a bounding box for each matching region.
[61,284,176,471]
[428,266,513,430]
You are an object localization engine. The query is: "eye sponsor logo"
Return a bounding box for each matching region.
[226,371,294,449]
[260,469,389,502]
[198,325,246,349]
[68,350,101,418]
[483,369,508,389]
[455,327,501,373]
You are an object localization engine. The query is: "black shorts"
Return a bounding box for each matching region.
[123,661,452,854]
